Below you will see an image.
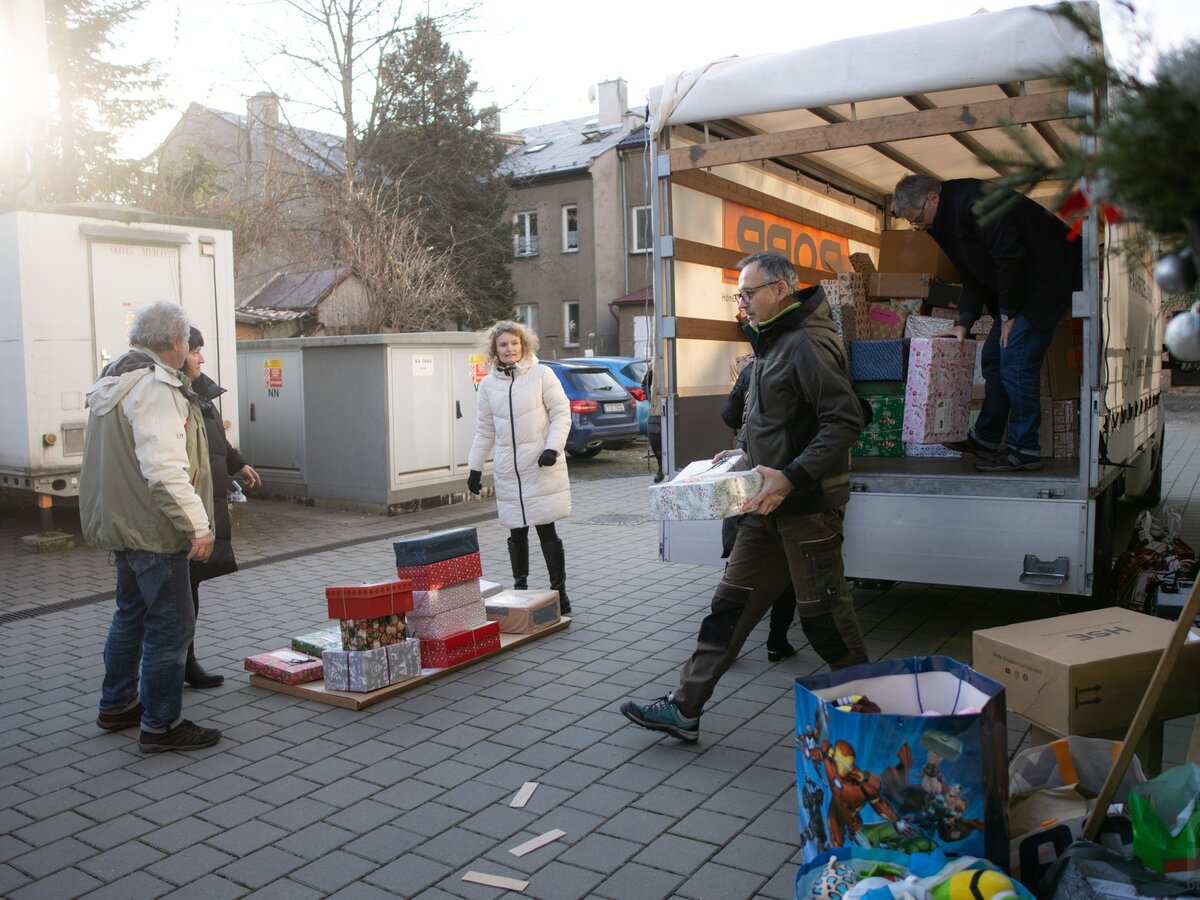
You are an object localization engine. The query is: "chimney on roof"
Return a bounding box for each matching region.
[247,92,280,148]
[597,78,627,127]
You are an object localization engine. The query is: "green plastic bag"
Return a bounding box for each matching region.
[1128,763,1200,885]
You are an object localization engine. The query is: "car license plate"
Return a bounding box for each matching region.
[603,402,624,413]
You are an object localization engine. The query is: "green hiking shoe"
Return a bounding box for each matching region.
[620,695,699,742]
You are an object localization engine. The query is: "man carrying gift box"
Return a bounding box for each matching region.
[80,301,222,753]
[892,175,1082,472]
[621,251,870,742]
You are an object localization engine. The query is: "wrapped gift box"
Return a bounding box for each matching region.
[411,578,483,616]
[849,251,877,276]
[392,527,479,567]
[396,552,483,591]
[858,301,915,341]
[419,621,501,669]
[648,458,765,521]
[339,613,406,650]
[290,626,343,658]
[904,442,963,458]
[406,601,489,640]
[1054,398,1079,458]
[485,590,562,634]
[478,579,503,599]
[245,648,323,685]
[325,579,414,619]
[902,338,975,443]
[322,639,420,692]
[904,314,957,340]
[852,383,905,458]
[828,301,858,351]
[850,339,908,381]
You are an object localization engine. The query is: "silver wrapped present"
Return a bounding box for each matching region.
[322,639,421,692]
[405,601,490,640]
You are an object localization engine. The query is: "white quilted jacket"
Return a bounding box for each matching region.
[468,355,572,528]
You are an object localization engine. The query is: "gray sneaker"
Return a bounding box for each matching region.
[620,695,699,742]
[138,720,221,753]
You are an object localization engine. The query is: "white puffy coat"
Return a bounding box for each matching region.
[468,354,572,528]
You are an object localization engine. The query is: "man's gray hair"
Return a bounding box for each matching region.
[893,175,942,217]
[129,300,191,352]
[737,251,799,293]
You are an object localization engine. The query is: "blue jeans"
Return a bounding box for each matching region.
[100,550,195,731]
[973,315,1055,456]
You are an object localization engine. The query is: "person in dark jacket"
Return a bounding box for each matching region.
[892,175,1083,472]
[620,251,869,742]
[721,363,797,662]
[183,328,260,687]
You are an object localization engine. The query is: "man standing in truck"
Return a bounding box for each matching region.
[81,300,222,753]
[619,251,869,742]
[892,175,1082,472]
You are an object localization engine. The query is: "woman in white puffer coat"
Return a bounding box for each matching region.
[467,321,574,614]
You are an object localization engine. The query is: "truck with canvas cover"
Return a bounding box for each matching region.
[646,2,1164,598]
[0,204,239,508]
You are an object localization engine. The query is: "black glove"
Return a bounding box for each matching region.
[467,470,482,495]
[537,449,558,468]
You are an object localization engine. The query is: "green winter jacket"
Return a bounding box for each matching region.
[744,286,863,515]
[79,347,213,553]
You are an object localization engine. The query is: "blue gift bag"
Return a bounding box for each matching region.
[795,656,1010,870]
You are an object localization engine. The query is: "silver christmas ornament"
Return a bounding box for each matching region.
[1165,301,1200,362]
[1155,250,1198,295]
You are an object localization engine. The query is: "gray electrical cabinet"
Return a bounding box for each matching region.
[236,333,486,512]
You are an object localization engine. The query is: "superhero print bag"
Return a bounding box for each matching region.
[795,656,1009,870]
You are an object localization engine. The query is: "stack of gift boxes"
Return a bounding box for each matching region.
[833,233,1082,461]
[322,578,421,691]
[393,527,502,669]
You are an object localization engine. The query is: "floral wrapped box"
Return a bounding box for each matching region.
[392,527,479,567]
[245,648,324,685]
[852,383,905,458]
[405,601,490,641]
[322,639,420,693]
[485,590,562,634]
[419,621,501,669]
[339,613,405,651]
[410,579,483,616]
[396,551,483,591]
[902,337,976,443]
[648,458,764,521]
[290,626,343,659]
[325,579,413,620]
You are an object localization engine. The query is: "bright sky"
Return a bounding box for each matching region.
[16,0,1200,158]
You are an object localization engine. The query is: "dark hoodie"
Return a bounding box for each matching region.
[744,286,863,514]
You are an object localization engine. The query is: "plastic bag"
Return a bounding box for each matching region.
[1113,507,1196,614]
[1128,764,1200,885]
[1038,839,1199,899]
[1008,737,1145,886]
[796,847,1035,899]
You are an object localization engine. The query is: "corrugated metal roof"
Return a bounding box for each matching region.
[235,306,309,322]
[240,267,351,312]
[498,112,646,180]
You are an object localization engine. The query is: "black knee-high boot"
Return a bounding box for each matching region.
[540,539,571,615]
[507,535,529,590]
[185,579,224,688]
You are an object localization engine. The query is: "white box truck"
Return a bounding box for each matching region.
[0,204,239,514]
[647,3,1164,600]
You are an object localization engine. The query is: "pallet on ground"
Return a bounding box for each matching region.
[248,617,572,710]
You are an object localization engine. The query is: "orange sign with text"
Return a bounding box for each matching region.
[721,201,849,285]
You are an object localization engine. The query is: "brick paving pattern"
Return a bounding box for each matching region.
[0,398,1197,898]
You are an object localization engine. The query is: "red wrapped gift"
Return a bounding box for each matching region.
[419,620,501,669]
[396,552,483,592]
[325,578,414,619]
[244,648,323,685]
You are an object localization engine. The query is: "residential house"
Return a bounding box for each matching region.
[498,79,653,359]
[235,267,372,339]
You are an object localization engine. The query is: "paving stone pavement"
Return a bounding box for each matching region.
[1,398,1199,899]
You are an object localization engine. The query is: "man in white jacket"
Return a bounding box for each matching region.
[81,300,222,753]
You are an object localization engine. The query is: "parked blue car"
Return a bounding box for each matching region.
[541,361,640,458]
[561,356,649,434]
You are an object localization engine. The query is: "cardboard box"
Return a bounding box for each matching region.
[1046,319,1081,399]
[322,639,420,692]
[485,590,561,634]
[850,339,908,381]
[419,621,501,668]
[338,613,406,651]
[411,579,484,616]
[972,608,1200,735]
[245,648,324,685]
[902,338,975,443]
[648,458,765,521]
[870,272,931,299]
[849,252,877,276]
[290,626,342,658]
[879,231,960,282]
[405,601,490,640]
[852,384,905,458]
